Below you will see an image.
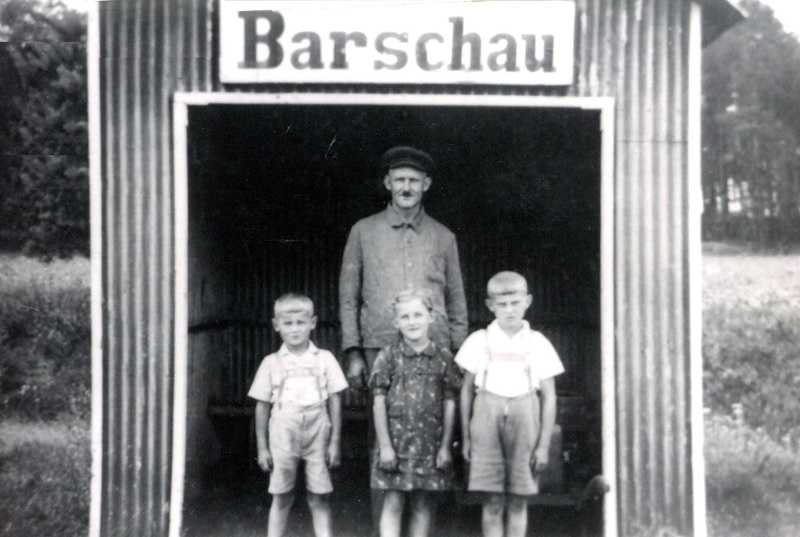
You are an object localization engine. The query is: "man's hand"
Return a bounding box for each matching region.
[436,445,453,471]
[327,442,341,469]
[378,445,398,472]
[345,348,367,390]
[461,437,471,463]
[257,447,273,473]
[531,445,549,472]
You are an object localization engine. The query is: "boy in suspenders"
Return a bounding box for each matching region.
[248,294,348,537]
[456,272,564,537]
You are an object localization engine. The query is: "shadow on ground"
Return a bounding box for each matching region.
[183,459,601,537]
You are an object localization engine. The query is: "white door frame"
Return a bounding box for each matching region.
[169,92,617,537]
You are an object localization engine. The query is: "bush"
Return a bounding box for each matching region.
[0,421,90,537]
[703,255,800,445]
[703,254,800,536]
[703,299,800,444]
[0,1,89,258]
[0,255,90,420]
[705,412,800,537]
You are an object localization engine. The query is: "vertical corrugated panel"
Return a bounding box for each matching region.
[97,0,698,535]
[574,0,695,535]
[98,0,215,535]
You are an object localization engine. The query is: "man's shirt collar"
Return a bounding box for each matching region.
[385,203,426,232]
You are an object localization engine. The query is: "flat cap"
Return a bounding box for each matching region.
[381,146,435,175]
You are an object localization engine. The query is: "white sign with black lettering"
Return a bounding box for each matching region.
[219,0,576,85]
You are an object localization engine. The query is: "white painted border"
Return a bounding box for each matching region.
[168,102,190,537]
[175,91,611,110]
[87,0,103,535]
[689,4,708,537]
[169,92,617,537]
[599,97,618,537]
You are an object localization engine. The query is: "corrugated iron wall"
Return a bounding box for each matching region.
[574,1,695,535]
[94,0,697,536]
[96,1,216,534]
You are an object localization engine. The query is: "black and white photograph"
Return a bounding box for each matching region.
[0,1,799,537]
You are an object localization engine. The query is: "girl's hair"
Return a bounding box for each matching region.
[391,288,434,315]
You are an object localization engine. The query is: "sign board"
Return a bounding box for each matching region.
[219,1,576,85]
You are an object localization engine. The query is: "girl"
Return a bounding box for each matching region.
[368,289,462,537]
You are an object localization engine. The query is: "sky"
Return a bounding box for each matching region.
[61,0,800,39]
[757,0,800,37]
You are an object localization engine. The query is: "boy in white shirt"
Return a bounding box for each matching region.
[456,272,564,537]
[248,293,348,537]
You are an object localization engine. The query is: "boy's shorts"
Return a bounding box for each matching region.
[268,403,332,495]
[468,390,540,496]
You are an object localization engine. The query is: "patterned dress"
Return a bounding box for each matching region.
[368,338,462,491]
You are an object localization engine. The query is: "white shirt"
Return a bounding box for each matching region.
[248,342,348,407]
[455,320,564,398]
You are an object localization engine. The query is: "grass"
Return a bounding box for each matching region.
[0,419,90,537]
[0,254,90,292]
[703,253,800,310]
[703,254,800,444]
[705,413,800,537]
[0,254,90,537]
[703,253,800,537]
[0,254,90,421]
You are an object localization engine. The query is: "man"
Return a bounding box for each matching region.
[339,145,468,388]
[339,145,468,534]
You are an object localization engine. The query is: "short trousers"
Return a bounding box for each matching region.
[468,390,540,496]
[268,404,332,495]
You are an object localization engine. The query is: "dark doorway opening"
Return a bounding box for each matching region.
[180,100,604,536]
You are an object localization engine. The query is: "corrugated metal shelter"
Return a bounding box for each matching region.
[88,1,743,536]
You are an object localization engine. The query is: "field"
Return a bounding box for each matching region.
[1,252,799,536]
[703,253,800,537]
[0,255,90,537]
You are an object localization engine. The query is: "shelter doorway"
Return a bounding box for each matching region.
[172,94,614,536]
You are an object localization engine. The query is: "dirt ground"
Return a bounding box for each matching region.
[182,456,601,537]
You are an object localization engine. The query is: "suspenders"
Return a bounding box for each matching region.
[273,350,327,409]
[475,329,535,394]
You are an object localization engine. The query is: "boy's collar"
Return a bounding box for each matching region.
[386,203,426,231]
[279,341,319,356]
[488,319,530,339]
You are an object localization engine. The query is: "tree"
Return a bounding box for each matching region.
[0,0,88,258]
[703,0,800,247]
